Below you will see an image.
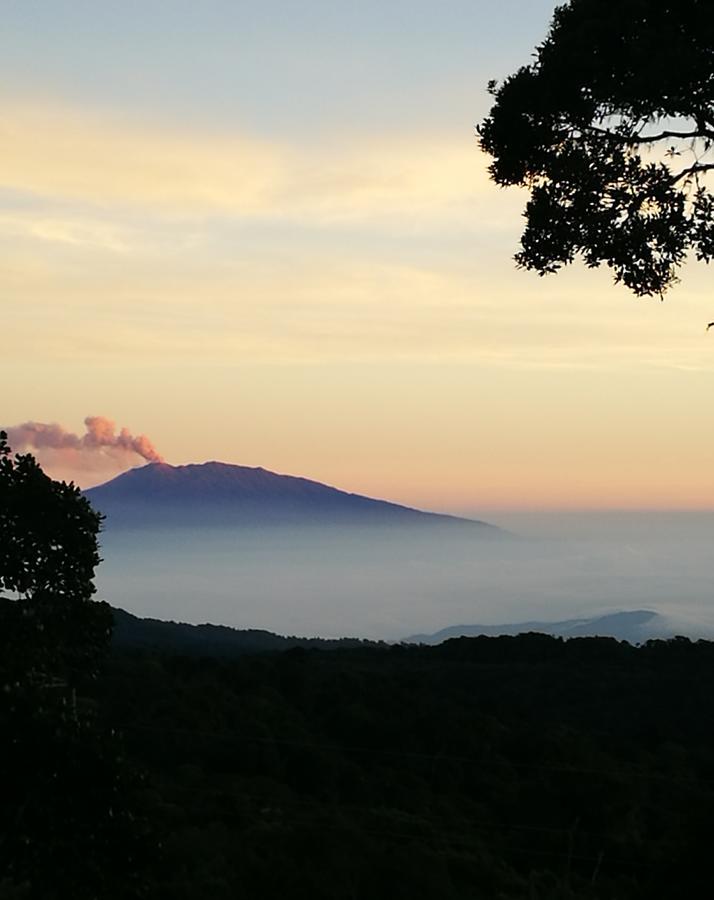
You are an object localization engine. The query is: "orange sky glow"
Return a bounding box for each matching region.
[3,3,714,513]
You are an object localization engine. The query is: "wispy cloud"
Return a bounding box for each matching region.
[0,100,503,224]
[0,102,283,214]
[3,243,713,369]
[0,212,131,252]
[3,101,713,374]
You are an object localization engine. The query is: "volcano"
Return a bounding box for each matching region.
[85,462,501,533]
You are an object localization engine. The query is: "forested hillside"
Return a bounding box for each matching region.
[112,607,382,655]
[89,633,713,899]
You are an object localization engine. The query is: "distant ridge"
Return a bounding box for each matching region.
[112,608,678,656]
[112,607,382,656]
[86,461,502,533]
[406,610,665,645]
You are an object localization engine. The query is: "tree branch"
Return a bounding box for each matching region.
[671,162,714,185]
[583,124,714,144]
[698,107,714,130]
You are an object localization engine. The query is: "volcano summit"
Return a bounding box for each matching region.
[86,462,501,533]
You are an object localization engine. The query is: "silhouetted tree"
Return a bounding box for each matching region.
[0,430,110,682]
[478,0,714,296]
[0,433,147,899]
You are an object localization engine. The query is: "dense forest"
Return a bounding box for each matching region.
[9,624,712,899]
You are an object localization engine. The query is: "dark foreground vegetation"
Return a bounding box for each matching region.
[5,610,714,899]
[54,630,714,898]
[2,433,714,899]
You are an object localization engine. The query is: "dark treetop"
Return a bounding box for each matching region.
[478,0,714,296]
[0,430,110,680]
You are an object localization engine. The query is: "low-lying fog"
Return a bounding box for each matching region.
[94,510,714,641]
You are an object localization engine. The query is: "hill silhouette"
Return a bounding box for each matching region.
[112,608,670,656]
[112,607,382,656]
[407,610,664,645]
[86,461,502,532]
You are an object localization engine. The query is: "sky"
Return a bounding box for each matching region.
[3,0,714,512]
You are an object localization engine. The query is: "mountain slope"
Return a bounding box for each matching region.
[112,607,382,655]
[406,610,666,644]
[86,461,501,532]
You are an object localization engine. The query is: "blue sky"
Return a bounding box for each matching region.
[2,1,556,132]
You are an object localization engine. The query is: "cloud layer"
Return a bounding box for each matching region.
[0,101,496,223]
[4,101,714,508]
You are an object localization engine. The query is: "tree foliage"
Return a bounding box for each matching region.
[478,0,714,296]
[94,633,714,899]
[0,433,148,899]
[0,431,110,681]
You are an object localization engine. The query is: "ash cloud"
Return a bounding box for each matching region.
[4,416,164,464]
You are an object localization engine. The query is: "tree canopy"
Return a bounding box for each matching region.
[0,431,110,680]
[478,0,714,296]
[0,433,144,900]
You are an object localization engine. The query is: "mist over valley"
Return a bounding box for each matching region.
[89,463,714,642]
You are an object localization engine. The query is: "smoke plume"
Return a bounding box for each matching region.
[4,416,164,464]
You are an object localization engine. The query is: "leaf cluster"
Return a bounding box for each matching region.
[478,0,714,294]
[92,633,714,898]
[0,431,110,681]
